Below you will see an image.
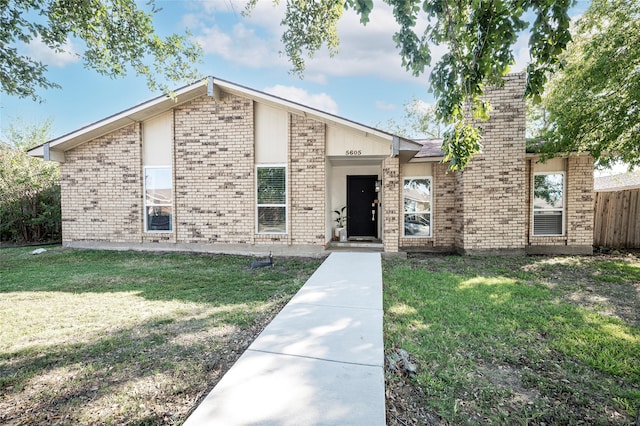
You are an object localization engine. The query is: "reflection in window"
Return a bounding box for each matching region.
[533,173,564,236]
[145,167,172,231]
[403,177,431,237]
[257,166,287,233]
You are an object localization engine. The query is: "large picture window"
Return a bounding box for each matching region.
[144,167,173,232]
[403,177,432,237]
[257,166,287,234]
[533,172,564,236]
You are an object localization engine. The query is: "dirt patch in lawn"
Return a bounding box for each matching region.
[0,248,322,425]
[384,251,640,425]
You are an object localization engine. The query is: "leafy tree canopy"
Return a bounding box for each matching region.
[0,0,202,101]
[377,98,445,139]
[246,0,574,170]
[537,0,640,169]
[0,120,61,243]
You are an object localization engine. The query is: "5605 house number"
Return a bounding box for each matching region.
[345,150,362,156]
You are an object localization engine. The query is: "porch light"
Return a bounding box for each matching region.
[375,180,381,192]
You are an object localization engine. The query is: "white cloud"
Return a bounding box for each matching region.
[263,85,339,114]
[407,99,435,114]
[375,101,396,111]
[186,1,434,83]
[195,22,288,69]
[510,31,532,72]
[26,37,80,68]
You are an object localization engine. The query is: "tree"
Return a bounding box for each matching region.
[246,0,574,170]
[0,120,61,243]
[537,0,640,169]
[0,0,202,101]
[377,98,445,139]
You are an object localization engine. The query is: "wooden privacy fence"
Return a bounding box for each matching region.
[593,189,640,248]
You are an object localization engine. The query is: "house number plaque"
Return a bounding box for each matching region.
[345,150,362,156]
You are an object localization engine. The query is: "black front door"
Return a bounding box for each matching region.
[347,175,378,238]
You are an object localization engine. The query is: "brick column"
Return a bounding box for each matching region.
[289,114,326,246]
[383,156,400,252]
[567,155,594,248]
[457,73,527,253]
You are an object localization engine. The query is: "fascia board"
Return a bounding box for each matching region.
[28,80,208,156]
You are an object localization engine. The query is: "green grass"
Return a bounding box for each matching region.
[0,246,322,425]
[384,254,640,425]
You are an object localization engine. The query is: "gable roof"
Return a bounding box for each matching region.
[28,77,409,160]
[594,171,640,192]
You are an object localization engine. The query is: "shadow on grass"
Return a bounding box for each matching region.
[0,247,323,424]
[0,308,266,424]
[384,258,640,425]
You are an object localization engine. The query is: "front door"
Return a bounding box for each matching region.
[347,175,378,238]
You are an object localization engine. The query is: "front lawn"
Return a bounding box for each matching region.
[384,253,640,425]
[0,247,321,425]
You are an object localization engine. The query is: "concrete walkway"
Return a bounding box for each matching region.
[184,252,385,426]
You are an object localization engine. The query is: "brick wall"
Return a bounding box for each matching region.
[456,73,527,252]
[398,162,456,250]
[383,156,400,252]
[174,94,255,244]
[525,155,594,252]
[433,163,456,248]
[566,155,594,247]
[61,124,142,243]
[288,114,326,246]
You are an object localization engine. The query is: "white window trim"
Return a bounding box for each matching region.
[532,171,565,237]
[256,164,288,235]
[402,176,433,238]
[143,165,174,233]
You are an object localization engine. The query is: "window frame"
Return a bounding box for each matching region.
[256,164,288,235]
[143,165,173,233]
[532,171,565,237]
[402,176,433,238]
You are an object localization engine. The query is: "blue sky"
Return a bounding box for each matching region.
[0,0,591,142]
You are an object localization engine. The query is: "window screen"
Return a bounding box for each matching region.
[144,167,172,232]
[403,177,432,237]
[533,173,564,236]
[257,166,286,233]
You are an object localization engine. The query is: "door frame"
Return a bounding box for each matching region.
[346,175,378,239]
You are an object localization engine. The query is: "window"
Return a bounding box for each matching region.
[403,177,431,237]
[533,172,564,236]
[257,166,287,233]
[144,167,173,232]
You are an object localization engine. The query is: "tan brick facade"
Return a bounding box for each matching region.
[174,94,255,245]
[289,114,326,246]
[61,125,142,244]
[382,156,400,252]
[456,73,528,253]
[526,154,594,254]
[56,77,593,256]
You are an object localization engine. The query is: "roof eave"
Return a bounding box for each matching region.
[409,156,445,163]
[28,79,209,157]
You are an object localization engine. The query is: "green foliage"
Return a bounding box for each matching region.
[333,206,346,227]
[377,98,445,139]
[0,0,203,101]
[0,120,61,243]
[442,121,483,170]
[248,0,574,170]
[539,0,640,168]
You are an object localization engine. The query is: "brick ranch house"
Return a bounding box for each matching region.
[28,74,594,255]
